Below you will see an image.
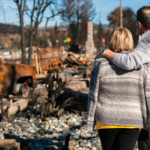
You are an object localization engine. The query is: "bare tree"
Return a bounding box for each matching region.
[13,0,26,64]
[60,0,96,44]
[41,5,63,47]
[26,0,58,65]
[78,19,86,45]
[75,0,96,43]
[42,16,54,47]
[60,0,75,37]
[49,22,59,47]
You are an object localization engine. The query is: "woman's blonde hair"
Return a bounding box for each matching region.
[107,27,134,52]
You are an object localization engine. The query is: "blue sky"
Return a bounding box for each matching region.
[0,0,150,27]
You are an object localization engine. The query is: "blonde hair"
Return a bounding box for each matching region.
[107,27,134,52]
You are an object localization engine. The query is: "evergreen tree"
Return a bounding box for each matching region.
[96,23,104,51]
[97,23,104,41]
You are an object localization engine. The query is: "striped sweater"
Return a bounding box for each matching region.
[87,55,150,131]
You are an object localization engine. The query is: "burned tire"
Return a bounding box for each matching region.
[15,82,30,97]
[21,82,30,97]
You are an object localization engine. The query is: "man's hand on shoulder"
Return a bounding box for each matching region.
[95,49,116,62]
[95,48,108,60]
[94,52,103,59]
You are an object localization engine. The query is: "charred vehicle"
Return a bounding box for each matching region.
[0,59,36,97]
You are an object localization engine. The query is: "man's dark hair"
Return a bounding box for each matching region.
[137,6,150,30]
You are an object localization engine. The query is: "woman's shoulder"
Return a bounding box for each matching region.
[94,57,111,66]
[95,57,110,62]
[143,63,150,73]
[144,63,150,67]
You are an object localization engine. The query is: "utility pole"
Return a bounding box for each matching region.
[120,0,123,27]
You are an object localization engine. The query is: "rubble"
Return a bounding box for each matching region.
[64,52,83,66]
[0,139,20,150]
[63,52,93,67]
[0,46,93,77]
[0,46,95,150]
[0,81,138,150]
[7,99,29,117]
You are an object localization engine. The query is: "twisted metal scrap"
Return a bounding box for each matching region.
[40,70,79,119]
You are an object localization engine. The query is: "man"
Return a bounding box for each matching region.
[96,6,150,70]
[96,6,150,150]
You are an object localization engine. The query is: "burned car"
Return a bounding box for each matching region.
[0,59,36,97]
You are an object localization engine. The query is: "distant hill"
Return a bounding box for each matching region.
[0,23,20,34]
[40,24,109,32]
[102,24,109,30]
[39,26,68,32]
[0,23,109,34]
[93,24,109,30]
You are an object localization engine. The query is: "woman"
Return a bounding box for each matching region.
[87,28,150,150]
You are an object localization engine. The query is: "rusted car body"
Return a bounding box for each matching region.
[0,59,36,97]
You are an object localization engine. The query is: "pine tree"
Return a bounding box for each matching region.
[96,23,104,51]
[97,23,104,41]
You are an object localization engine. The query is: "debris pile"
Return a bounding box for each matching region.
[64,52,83,66]
[0,46,93,122]
[0,80,138,150]
[63,52,93,67]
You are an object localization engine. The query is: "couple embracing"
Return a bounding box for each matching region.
[87,6,150,150]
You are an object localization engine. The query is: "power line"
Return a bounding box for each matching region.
[120,0,123,27]
[0,2,6,24]
[99,6,102,24]
[3,3,6,23]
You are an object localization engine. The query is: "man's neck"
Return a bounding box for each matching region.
[142,29,150,34]
[139,30,150,42]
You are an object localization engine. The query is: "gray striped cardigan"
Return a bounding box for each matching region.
[87,56,150,131]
